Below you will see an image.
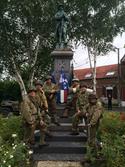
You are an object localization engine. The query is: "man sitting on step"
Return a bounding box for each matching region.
[61,78,80,118]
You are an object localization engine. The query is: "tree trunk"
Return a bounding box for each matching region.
[87,46,94,90]
[93,53,97,93]
[28,36,40,87]
[87,46,92,70]
[11,56,27,100]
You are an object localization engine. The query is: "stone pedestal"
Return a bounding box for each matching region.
[51,48,73,83]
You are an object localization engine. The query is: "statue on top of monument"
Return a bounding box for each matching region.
[55,4,69,49]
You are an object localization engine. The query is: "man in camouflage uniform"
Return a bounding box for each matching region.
[61,78,80,118]
[35,81,51,128]
[82,93,103,161]
[70,83,89,135]
[20,87,49,146]
[43,75,60,126]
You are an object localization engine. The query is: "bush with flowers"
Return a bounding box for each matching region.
[96,112,125,167]
[0,115,33,167]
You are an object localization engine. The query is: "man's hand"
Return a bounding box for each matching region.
[39,87,44,93]
[30,123,35,128]
[77,110,81,114]
[40,120,44,126]
[51,90,56,93]
[45,109,48,113]
[85,113,89,117]
[87,123,91,127]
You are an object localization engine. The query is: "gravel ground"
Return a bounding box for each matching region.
[37,161,83,167]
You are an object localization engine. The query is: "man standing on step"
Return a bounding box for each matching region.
[61,78,80,118]
[35,80,52,137]
[70,83,89,135]
[20,87,49,146]
[43,75,60,126]
[82,93,103,161]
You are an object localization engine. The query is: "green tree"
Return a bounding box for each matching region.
[66,0,125,91]
[0,0,125,97]
[0,0,55,98]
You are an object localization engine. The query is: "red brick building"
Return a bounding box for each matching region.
[74,63,125,106]
[121,55,125,106]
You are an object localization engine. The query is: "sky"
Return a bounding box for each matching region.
[73,33,125,69]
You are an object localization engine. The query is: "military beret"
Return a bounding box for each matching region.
[88,93,97,99]
[35,80,43,86]
[27,86,36,93]
[72,78,79,82]
[46,75,52,80]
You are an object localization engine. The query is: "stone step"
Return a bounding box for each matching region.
[33,153,85,161]
[58,117,72,123]
[56,103,66,109]
[35,131,87,142]
[33,106,88,162]
[49,123,87,131]
[56,110,75,117]
[33,141,86,154]
[58,117,86,124]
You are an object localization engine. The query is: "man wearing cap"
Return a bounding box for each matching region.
[70,83,90,135]
[82,93,103,161]
[20,87,48,146]
[35,80,53,137]
[61,78,80,118]
[35,80,48,111]
[43,75,60,126]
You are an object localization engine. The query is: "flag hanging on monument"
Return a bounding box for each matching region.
[59,68,68,103]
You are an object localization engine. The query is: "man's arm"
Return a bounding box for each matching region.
[21,100,34,124]
[90,107,103,126]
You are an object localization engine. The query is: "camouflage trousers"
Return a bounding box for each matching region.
[23,120,47,145]
[86,125,100,159]
[72,111,87,132]
[41,110,51,127]
[64,95,78,116]
[47,99,58,123]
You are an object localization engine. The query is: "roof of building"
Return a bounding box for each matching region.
[74,64,118,80]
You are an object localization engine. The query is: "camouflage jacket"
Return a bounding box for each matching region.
[20,96,42,124]
[43,82,58,100]
[36,90,48,110]
[84,101,103,126]
[76,91,89,112]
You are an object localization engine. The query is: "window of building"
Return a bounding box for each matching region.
[85,73,92,78]
[106,71,115,76]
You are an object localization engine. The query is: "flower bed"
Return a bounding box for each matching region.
[97,112,125,167]
[0,116,32,167]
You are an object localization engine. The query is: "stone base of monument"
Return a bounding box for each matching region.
[51,48,73,84]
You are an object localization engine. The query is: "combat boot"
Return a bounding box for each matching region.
[39,134,49,147]
[45,131,53,138]
[70,128,79,135]
[70,127,79,135]
[61,109,69,118]
[70,131,79,135]
[52,115,61,126]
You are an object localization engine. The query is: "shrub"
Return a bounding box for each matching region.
[97,112,125,167]
[0,80,21,102]
[0,116,32,167]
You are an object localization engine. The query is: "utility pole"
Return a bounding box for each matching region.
[117,48,121,107]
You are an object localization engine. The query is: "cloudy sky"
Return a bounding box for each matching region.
[73,33,125,69]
